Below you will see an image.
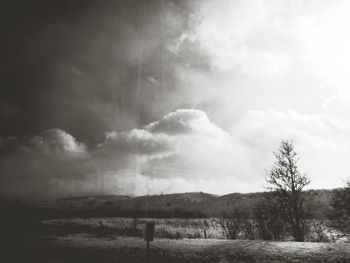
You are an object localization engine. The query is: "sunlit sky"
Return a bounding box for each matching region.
[2,0,350,200]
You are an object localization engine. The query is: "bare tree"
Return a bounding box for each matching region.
[266,140,310,242]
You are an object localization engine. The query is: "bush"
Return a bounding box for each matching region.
[253,200,288,241]
[214,209,250,240]
[304,220,333,243]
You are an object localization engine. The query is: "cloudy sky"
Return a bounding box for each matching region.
[2,0,350,201]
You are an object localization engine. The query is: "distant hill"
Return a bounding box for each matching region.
[34,189,337,219]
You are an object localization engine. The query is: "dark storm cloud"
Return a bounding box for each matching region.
[0,129,89,200]
[1,0,198,145]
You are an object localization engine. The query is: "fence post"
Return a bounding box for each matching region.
[144,222,155,263]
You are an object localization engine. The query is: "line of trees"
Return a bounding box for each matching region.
[330,180,350,233]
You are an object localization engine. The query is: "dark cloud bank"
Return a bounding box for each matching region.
[1,0,198,144]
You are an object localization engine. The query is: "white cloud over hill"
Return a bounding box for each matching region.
[2,106,350,200]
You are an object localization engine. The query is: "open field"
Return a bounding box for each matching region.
[1,193,350,262]
[22,234,350,263]
[41,217,222,239]
[16,216,345,263]
[40,216,350,242]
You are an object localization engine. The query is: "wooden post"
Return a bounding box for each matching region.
[144,222,155,263]
[146,240,150,262]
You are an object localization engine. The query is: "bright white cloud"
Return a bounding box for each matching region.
[99,109,247,180]
[190,0,292,76]
[189,0,350,84]
[293,0,350,91]
[170,0,350,126]
[323,93,350,131]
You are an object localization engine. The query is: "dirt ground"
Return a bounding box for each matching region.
[16,234,350,263]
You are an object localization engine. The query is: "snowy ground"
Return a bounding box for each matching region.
[31,234,350,263]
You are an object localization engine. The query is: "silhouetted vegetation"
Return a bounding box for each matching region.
[330,180,350,233]
[265,140,310,242]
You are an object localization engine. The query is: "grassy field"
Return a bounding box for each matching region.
[26,216,350,262]
[41,216,349,242]
[41,217,222,239]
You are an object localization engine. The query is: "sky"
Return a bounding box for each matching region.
[2,0,350,201]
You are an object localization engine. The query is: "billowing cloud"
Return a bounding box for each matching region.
[146,109,213,135]
[0,110,257,199]
[190,0,292,76]
[142,110,244,178]
[168,0,350,132]
[96,109,242,179]
[323,93,350,131]
[88,109,262,195]
[29,129,87,157]
[2,106,350,200]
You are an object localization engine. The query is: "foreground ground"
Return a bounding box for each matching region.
[1,206,349,263]
[10,234,350,263]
